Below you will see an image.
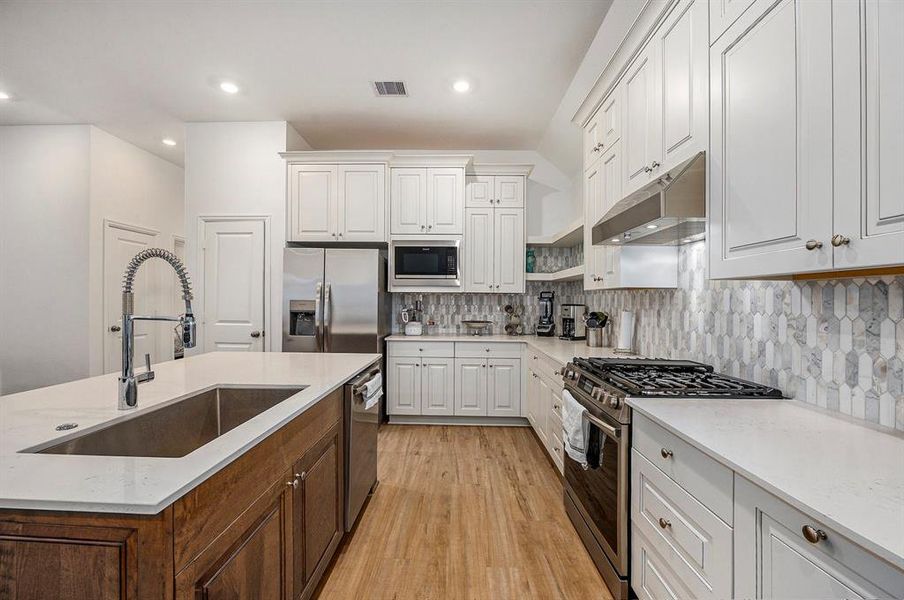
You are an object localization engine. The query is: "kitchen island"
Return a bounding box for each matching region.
[0,351,381,600]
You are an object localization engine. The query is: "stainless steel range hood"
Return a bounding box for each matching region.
[592,151,705,246]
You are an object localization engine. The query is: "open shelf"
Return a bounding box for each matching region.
[527,216,583,248]
[525,264,584,283]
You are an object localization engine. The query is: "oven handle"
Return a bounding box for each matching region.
[583,411,620,440]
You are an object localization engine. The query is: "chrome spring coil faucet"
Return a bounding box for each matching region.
[119,248,197,410]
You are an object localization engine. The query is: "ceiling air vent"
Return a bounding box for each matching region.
[373,81,407,97]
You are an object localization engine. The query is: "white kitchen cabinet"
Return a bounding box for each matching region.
[832,0,904,270]
[494,176,524,208]
[390,167,463,235]
[734,475,904,599]
[654,0,708,172]
[386,356,421,415]
[390,168,428,235]
[585,86,622,169]
[487,358,520,417]
[288,164,337,242]
[464,206,524,294]
[583,110,604,168]
[622,43,661,194]
[465,175,494,208]
[709,0,756,44]
[493,208,525,293]
[709,0,834,278]
[454,358,488,417]
[337,164,386,241]
[583,160,606,290]
[420,357,455,416]
[632,525,695,600]
[526,369,546,444]
[463,208,494,292]
[288,164,385,242]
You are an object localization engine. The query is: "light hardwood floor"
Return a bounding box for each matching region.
[318,425,612,600]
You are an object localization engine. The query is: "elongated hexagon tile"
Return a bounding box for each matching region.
[846,283,860,319]
[839,317,853,352]
[839,384,853,415]
[834,283,846,319]
[889,280,903,321]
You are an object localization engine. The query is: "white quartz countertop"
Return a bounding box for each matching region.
[386,333,634,365]
[0,351,381,515]
[628,397,904,571]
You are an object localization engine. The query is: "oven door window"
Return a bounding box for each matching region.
[394,246,456,277]
[565,415,621,557]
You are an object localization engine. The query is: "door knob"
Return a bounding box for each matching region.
[831,234,851,247]
[110,325,121,332]
[802,525,827,544]
[805,239,823,251]
[250,331,261,338]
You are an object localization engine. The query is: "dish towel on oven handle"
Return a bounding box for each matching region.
[562,388,591,467]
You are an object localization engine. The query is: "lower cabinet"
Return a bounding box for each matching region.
[734,476,904,600]
[293,422,344,600]
[525,350,565,474]
[454,358,488,416]
[487,357,521,417]
[386,355,454,416]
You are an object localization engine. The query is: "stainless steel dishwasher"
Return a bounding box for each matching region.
[344,365,381,531]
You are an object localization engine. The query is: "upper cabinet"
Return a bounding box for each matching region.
[622,45,661,194]
[282,153,389,243]
[466,174,525,208]
[388,156,470,236]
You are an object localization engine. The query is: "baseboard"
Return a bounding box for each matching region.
[387,415,530,427]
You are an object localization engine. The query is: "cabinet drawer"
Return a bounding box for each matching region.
[632,451,732,599]
[388,341,454,357]
[526,348,565,388]
[633,413,733,525]
[632,525,694,600]
[548,427,564,474]
[454,341,521,359]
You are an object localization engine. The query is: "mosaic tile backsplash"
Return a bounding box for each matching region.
[392,241,904,432]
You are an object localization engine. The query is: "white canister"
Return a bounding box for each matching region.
[404,321,423,336]
[616,310,635,352]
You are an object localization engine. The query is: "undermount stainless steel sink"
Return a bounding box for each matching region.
[36,386,307,458]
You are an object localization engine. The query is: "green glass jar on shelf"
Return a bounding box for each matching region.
[525,248,536,273]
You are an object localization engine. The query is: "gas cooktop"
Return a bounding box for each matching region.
[571,357,784,399]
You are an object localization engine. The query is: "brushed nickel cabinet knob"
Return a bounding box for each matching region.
[805,239,823,250]
[831,234,851,247]
[660,448,673,459]
[659,517,671,529]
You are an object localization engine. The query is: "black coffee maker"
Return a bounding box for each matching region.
[536,291,555,336]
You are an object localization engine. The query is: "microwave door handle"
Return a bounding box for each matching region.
[584,411,620,440]
[323,282,331,352]
[314,281,323,351]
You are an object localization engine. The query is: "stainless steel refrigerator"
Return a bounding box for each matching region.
[282,247,390,353]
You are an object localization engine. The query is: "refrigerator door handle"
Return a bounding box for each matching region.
[323,282,332,352]
[314,281,323,351]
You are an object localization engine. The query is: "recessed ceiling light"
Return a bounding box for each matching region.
[0,91,10,100]
[219,81,240,94]
[611,238,620,243]
[646,224,659,229]
[452,79,471,93]
[162,138,177,147]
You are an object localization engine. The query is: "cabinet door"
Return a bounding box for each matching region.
[584,161,605,290]
[464,208,495,293]
[526,368,540,429]
[488,358,521,417]
[623,44,661,194]
[289,164,338,242]
[494,175,524,208]
[337,164,385,242]
[600,143,623,288]
[734,476,904,599]
[709,0,756,44]
[420,357,455,416]
[454,358,487,416]
[466,175,494,208]
[390,168,427,234]
[584,110,604,167]
[656,0,708,171]
[193,478,291,600]
[293,423,343,600]
[426,168,463,234]
[833,0,904,269]
[493,208,525,293]
[386,356,420,415]
[536,376,551,445]
[599,88,622,152]
[709,0,834,279]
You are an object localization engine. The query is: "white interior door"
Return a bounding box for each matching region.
[202,219,266,352]
[104,222,160,374]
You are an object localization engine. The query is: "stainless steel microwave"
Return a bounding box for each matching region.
[389,239,460,288]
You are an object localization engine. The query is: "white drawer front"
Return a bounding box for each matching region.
[632,526,695,600]
[548,427,564,474]
[633,413,733,525]
[632,451,732,599]
[388,341,454,358]
[454,341,521,358]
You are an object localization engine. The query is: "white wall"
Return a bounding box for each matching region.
[87,126,185,375]
[0,126,91,394]
[184,122,304,353]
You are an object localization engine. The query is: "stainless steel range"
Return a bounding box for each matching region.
[561,358,783,599]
